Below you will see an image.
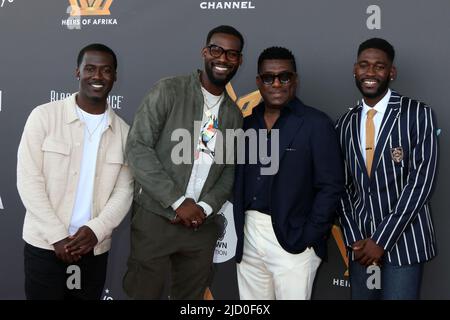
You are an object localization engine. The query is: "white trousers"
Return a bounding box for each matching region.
[237,210,322,300]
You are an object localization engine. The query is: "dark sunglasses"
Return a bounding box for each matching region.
[258,72,296,85]
[206,44,241,62]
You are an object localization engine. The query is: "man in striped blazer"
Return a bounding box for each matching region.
[336,38,438,299]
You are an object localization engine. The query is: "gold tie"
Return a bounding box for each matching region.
[365,109,377,176]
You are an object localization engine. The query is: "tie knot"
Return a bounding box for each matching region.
[367,109,377,119]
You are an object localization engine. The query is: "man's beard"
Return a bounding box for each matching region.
[205,63,237,87]
[355,77,390,99]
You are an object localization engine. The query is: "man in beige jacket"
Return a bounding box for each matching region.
[17,43,133,300]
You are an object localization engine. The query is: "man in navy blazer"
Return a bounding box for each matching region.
[233,47,344,300]
[336,38,438,299]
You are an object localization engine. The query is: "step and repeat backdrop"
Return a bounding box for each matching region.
[0,0,449,299]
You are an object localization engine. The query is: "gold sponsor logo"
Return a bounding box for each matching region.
[226,83,261,117]
[332,225,349,276]
[203,287,213,300]
[69,0,113,16]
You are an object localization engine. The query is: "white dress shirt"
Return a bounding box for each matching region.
[360,89,391,163]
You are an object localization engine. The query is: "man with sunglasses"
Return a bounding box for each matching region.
[233,47,344,299]
[123,25,244,299]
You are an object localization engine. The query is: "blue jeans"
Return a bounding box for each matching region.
[349,260,423,300]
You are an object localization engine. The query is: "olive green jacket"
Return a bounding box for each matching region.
[126,70,243,220]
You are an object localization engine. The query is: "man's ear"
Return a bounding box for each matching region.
[390,65,397,81]
[201,47,207,59]
[294,73,299,86]
[256,75,262,89]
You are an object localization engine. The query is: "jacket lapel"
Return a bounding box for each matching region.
[370,91,402,177]
[278,99,304,162]
[349,104,367,178]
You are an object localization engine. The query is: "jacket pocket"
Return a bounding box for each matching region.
[41,138,70,155]
[41,137,71,180]
[106,153,124,165]
[389,146,406,167]
[288,215,306,228]
[103,153,125,185]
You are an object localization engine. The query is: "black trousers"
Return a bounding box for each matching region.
[123,204,220,300]
[24,243,108,300]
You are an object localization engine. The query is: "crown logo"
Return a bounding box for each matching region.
[69,0,113,16]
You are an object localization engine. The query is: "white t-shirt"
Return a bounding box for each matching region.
[69,106,108,235]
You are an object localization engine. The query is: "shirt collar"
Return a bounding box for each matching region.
[65,92,115,132]
[255,97,296,115]
[361,88,391,117]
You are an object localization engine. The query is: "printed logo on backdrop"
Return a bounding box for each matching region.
[199,0,256,10]
[226,83,261,117]
[213,202,237,263]
[50,90,124,110]
[102,288,114,300]
[62,0,118,29]
[0,0,14,8]
[331,225,350,288]
[0,196,4,210]
[70,0,113,15]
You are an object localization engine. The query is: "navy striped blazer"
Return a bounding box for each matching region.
[336,90,438,266]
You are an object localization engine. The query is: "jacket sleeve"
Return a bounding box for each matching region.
[301,116,345,246]
[125,81,184,213]
[338,161,365,246]
[335,115,365,247]
[17,107,69,245]
[372,105,438,251]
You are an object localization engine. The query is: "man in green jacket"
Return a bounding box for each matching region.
[123,25,244,299]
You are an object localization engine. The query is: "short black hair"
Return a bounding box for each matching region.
[358,38,395,62]
[206,25,244,52]
[257,46,297,73]
[77,43,117,70]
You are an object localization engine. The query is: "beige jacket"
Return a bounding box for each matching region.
[17,93,133,255]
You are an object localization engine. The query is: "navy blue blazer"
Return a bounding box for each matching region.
[234,98,344,262]
[336,91,438,266]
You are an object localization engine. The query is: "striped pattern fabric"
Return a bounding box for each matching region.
[336,91,438,266]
